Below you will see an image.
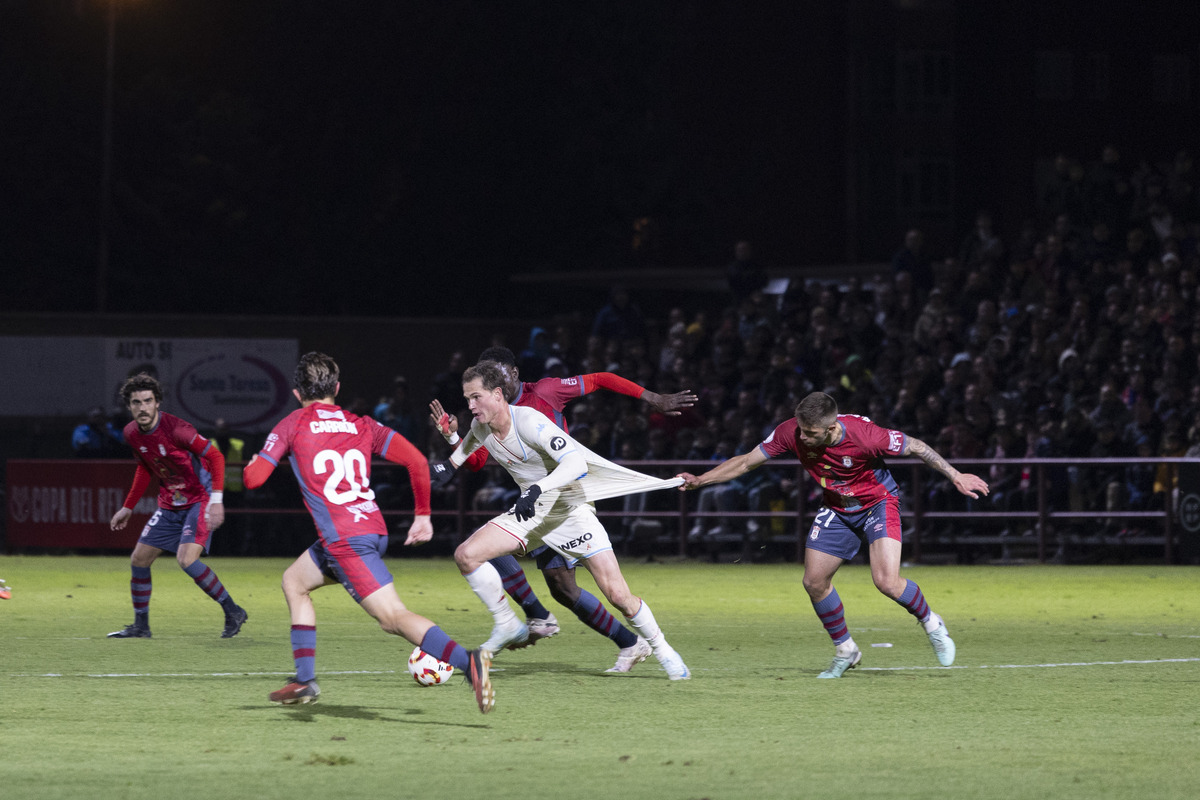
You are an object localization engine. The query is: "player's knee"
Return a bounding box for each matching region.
[872,574,904,598]
[453,543,476,572]
[603,584,634,613]
[373,606,411,636]
[548,580,580,607]
[280,569,307,600]
[801,575,828,599]
[540,569,576,606]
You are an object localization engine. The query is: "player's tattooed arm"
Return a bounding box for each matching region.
[903,436,958,481]
[904,436,990,499]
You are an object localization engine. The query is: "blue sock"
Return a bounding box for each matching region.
[291,625,316,682]
[813,588,851,645]
[490,555,552,620]
[420,626,470,673]
[896,579,931,624]
[572,590,638,649]
[131,565,151,626]
[181,560,233,607]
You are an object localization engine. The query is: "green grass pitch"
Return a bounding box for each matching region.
[1,555,1198,800]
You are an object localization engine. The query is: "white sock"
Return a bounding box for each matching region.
[922,612,943,634]
[464,563,519,626]
[836,637,859,655]
[627,599,668,651]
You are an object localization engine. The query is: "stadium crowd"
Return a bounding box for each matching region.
[421,145,1200,550]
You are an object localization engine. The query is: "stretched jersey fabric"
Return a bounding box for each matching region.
[123,413,222,509]
[760,414,906,512]
[462,372,645,472]
[451,405,680,506]
[253,403,430,544]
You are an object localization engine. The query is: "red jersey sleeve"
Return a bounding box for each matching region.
[175,419,204,453]
[242,455,275,490]
[845,416,906,457]
[581,372,645,399]
[760,418,799,459]
[201,445,226,493]
[463,446,489,472]
[527,376,586,410]
[245,415,295,490]
[122,464,153,510]
[258,417,294,467]
[173,422,225,492]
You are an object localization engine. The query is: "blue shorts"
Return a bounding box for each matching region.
[529,544,571,571]
[307,534,393,603]
[805,497,901,561]
[138,504,210,554]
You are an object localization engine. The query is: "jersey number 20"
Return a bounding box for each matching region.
[314,448,375,504]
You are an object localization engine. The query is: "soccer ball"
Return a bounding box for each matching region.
[407,646,455,686]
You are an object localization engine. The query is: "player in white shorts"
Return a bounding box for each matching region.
[435,361,690,680]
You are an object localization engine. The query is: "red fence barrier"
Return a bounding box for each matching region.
[4,460,151,549]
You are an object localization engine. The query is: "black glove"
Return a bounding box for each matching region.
[429,460,456,489]
[511,484,543,522]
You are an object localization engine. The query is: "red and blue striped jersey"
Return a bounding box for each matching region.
[759,414,907,512]
[123,413,215,509]
[258,403,406,543]
[511,376,589,430]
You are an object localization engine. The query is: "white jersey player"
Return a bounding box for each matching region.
[437,361,690,679]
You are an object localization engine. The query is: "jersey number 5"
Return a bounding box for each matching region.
[314,449,375,504]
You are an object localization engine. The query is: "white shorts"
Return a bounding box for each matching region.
[486,502,611,567]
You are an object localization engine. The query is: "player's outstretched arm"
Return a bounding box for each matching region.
[641,388,699,416]
[677,448,768,491]
[903,436,989,499]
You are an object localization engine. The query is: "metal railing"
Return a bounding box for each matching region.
[222,456,1196,563]
[355,456,1194,564]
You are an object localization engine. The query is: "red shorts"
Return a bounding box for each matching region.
[307,534,393,603]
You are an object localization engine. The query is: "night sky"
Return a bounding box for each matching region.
[1,0,833,317]
[3,1,1196,320]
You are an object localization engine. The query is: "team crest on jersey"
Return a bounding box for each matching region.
[550,436,566,451]
[159,444,167,456]
[843,456,853,467]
